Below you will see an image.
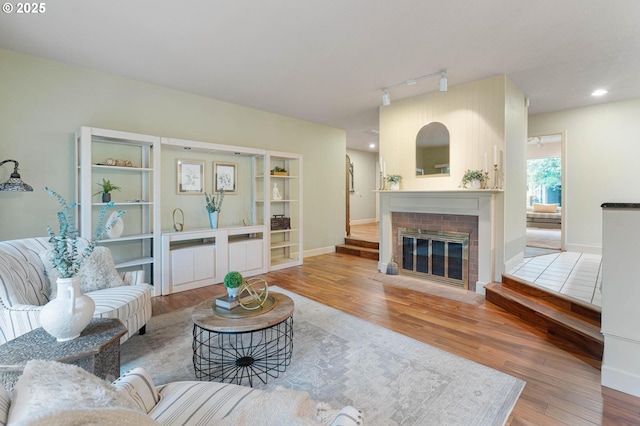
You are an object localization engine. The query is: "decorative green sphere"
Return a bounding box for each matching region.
[224,271,243,288]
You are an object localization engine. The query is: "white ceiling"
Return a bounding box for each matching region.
[1,0,639,152]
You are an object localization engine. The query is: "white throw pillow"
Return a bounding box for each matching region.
[40,246,124,299]
[8,360,143,424]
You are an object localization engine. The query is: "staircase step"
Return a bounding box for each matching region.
[344,237,379,250]
[486,278,603,360]
[335,244,379,260]
[501,274,601,324]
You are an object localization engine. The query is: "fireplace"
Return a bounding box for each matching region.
[398,228,469,289]
[378,190,500,294]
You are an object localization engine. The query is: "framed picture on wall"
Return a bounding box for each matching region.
[176,159,205,194]
[214,162,237,194]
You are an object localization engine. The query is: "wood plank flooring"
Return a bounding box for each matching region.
[151,253,640,425]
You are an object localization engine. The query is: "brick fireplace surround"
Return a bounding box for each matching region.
[378,189,502,295]
[392,212,478,291]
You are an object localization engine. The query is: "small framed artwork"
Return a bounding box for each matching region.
[214,162,237,194]
[176,159,205,194]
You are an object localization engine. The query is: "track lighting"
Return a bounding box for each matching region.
[439,73,447,92]
[380,70,447,106]
[381,89,390,106]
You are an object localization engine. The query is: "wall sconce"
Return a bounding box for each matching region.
[0,159,33,191]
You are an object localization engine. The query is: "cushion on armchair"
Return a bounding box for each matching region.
[39,246,125,299]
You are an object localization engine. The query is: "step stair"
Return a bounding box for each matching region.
[485,274,603,360]
[335,237,379,260]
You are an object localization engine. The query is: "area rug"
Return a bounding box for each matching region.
[121,288,524,425]
[526,227,561,250]
[368,273,484,305]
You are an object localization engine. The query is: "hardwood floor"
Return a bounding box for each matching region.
[151,253,640,425]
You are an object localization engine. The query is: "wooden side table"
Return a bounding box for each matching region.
[192,292,294,387]
[0,318,126,394]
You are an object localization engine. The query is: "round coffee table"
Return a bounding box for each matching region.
[191,292,294,387]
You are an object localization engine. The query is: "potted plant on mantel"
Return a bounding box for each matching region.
[41,187,125,342]
[386,174,402,190]
[460,169,489,189]
[93,178,121,203]
[205,189,225,229]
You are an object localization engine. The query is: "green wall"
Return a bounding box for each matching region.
[0,49,346,253]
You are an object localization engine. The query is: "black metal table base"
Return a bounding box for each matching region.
[192,317,293,387]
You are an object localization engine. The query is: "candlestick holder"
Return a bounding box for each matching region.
[379,172,386,190]
[492,164,499,189]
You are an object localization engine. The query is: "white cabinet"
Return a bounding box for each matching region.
[171,244,215,288]
[75,127,161,296]
[266,152,303,270]
[229,238,263,275]
[162,226,264,295]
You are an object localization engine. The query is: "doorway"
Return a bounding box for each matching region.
[526,133,564,253]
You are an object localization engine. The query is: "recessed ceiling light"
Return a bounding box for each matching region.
[591,89,608,97]
[369,143,376,149]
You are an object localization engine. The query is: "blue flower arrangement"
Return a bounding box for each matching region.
[44,187,125,278]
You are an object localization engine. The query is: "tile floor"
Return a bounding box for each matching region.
[508,251,602,307]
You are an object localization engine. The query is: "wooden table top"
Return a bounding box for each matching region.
[192,292,294,333]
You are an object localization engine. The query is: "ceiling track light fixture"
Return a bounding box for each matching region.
[380,70,447,106]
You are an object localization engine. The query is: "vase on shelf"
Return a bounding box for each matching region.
[106,211,124,239]
[389,182,400,191]
[40,277,95,342]
[209,211,218,229]
[101,193,111,203]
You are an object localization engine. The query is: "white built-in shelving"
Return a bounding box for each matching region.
[75,127,162,296]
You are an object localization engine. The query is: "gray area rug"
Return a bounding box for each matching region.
[121,287,524,425]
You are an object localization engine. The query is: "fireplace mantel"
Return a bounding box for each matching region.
[378,189,503,295]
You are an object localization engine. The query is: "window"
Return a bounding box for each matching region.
[527,157,561,207]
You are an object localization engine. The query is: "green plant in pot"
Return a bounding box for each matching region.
[386,174,402,190]
[93,178,121,203]
[460,169,488,189]
[42,187,125,341]
[205,189,224,229]
[224,271,243,298]
[271,166,287,176]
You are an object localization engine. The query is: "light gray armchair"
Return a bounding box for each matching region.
[0,237,151,344]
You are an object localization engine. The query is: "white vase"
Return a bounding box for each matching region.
[226,286,239,298]
[468,179,481,189]
[389,182,400,191]
[40,277,95,342]
[106,211,124,239]
[209,211,218,229]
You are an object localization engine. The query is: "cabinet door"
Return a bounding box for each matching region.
[172,248,195,286]
[228,243,246,272]
[193,245,215,281]
[229,240,263,273]
[245,239,263,271]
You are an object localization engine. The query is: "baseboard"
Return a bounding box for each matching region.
[350,218,377,225]
[504,252,524,273]
[564,243,602,255]
[602,365,640,398]
[304,246,335,258]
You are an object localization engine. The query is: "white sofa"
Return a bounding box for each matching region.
[1,360,364,425]
[0,237,152,344]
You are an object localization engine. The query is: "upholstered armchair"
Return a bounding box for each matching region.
[0,237,151,344]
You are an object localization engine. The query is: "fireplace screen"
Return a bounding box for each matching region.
[398,228,469,289]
